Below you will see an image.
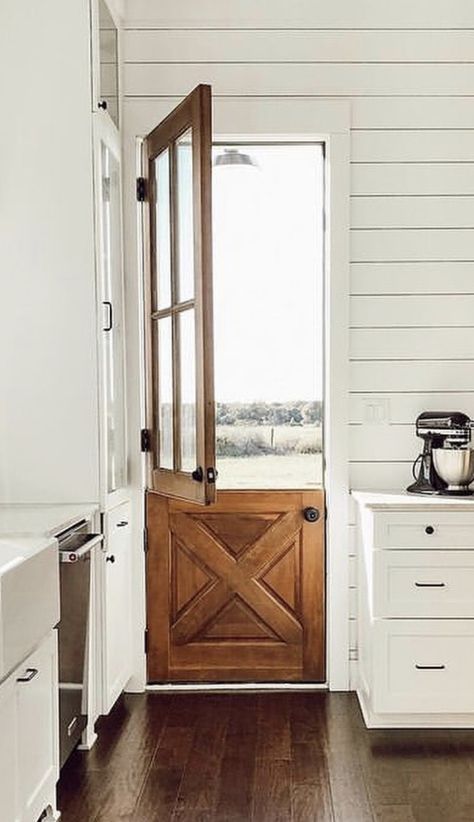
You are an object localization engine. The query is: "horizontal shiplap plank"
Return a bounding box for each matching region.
[123,29,474,63]
[351,97,474,129]
[351,360,474,391]
[351,262,474,294]
[352,131,474,163]
[352,164,474,195]
[351,294,474,326]
[124,63,474,97]
[350,424,418,461]
[351,228,474,261]
[124,0,474,29]
[350,392,474,424]
[349,461,412,491]
[351,197,474,229]
[122,95,350,138]
[124,95,474,130]
[351,327,474,359]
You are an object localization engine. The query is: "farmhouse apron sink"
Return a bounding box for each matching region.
[0,536,60,680]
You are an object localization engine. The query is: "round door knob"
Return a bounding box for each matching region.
[303,506,320,523]
[106,555,116,563]
[425,526,435,535]
[98,99,108,110]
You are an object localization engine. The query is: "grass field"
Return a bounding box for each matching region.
[216,424,323,488]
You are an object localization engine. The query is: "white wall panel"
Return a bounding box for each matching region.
[351,98,474,130]
[124,0,474,29]
[351,262,474,294]
[351,229,474,262]
[352,131,474,163]
[349,461,412,491]
[351,327,474,360]
[351,294,474,327]
[352,197,474,230]
[123,29,474,64]
[352,164,474,196]
[124,63,474,98]
[350,425,418,462]
[351,361,474,392]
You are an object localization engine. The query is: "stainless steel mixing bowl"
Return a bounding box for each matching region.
[433,447,474,490]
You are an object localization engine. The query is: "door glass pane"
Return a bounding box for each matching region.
[100,141,126,493]
[213,144,324,489]
[154,150,172,310]
[176,129,194,303]
[98,0,119,127]
[179,309,196,472]
[157,317,173,469]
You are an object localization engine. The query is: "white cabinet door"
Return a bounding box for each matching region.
[102,501,132,713]
[0,675,20,822]
[16,632,59,822]
[94,113,127,508]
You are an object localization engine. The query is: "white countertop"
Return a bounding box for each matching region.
[352,490,474,510]
[0,504,99,537]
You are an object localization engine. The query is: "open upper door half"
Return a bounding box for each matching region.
[143,84,216,504]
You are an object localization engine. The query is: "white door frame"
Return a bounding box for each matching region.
[125,96,351,691]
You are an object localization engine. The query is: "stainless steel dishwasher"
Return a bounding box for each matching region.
[56,521,102,768]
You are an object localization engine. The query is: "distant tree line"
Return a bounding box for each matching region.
[216,400,322,427]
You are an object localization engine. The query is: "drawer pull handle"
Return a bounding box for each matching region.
[415,664,446,671]
[16,667,39,683]
[415,582,446,588]
[425,526,435,535]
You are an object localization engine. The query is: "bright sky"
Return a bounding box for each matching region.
[212,144,324,404]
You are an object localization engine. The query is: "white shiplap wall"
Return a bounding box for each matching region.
[121,0,474,673]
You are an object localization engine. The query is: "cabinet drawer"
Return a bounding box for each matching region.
[374,511,474,549]
[374,620,474,714]
[373,550,474,617]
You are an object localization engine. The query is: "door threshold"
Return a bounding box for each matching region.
[147,682,328,693]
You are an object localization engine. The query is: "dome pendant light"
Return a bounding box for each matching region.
[214,148,258,169]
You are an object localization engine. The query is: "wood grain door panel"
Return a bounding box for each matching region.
[147,490,325,682]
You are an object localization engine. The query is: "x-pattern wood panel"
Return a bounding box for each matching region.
[170,510,303,645]
[147,490,325,682]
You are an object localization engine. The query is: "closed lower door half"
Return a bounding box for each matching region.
[147,489,325,682]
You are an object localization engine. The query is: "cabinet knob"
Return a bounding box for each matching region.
[117,521,128,528]
[106,555,116,563]
[425,525,435,535]
[98,99,108,110]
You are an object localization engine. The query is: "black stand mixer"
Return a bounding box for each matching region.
[407,411,474,496]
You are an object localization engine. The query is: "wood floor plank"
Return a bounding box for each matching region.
[214,695,258,822]
[172,695,230,819]
[373,805,416,822]
[252,758,292,822]
[255,693,292,761]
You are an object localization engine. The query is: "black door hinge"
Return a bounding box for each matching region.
[136,177,147,202]
[144,629,149,654]
[141,428,152,452]
[143,527,148,553]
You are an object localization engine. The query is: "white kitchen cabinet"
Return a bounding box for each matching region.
[101,501,132,714]
[0,675,20,822]
[354,491,474,728]
[16,633,59,822]
[0,631,59,822]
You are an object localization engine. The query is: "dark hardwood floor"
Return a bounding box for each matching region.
[58,691,474,821]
